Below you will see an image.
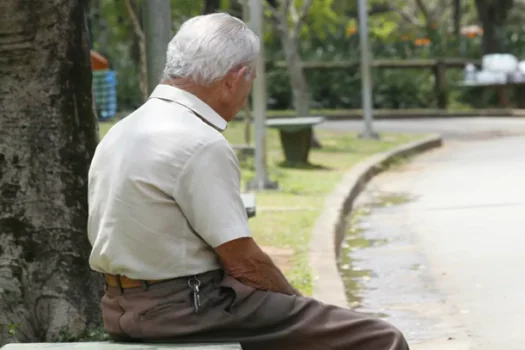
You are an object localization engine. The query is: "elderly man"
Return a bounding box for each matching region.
[87,13,409,350]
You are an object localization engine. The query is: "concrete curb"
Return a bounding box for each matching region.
[309,134,443,307]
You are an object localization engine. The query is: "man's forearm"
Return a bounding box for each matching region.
[235,262,300,296]
[224,255,301,296]
[215,237,302,296]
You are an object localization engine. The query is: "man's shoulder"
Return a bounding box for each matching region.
[190,132,234,160]
[144,98,225,136]
[99,100,233,162]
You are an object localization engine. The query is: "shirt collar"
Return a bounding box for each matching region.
[148,84,227,131]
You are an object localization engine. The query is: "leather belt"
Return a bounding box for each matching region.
[104,274,167,289]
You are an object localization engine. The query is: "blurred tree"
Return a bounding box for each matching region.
[454,0,461,39]
[203,0,221,14]
[474,0,514,54]
[125,0,148,101]
[90,0,523,113]
[143,0,172,94]
[0,0,101,344]
[266,0,313,119]
[266,0,324,147]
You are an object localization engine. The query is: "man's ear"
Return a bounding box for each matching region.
[243,67,252,81]
[225,66,248,92]
[237,66,250,82]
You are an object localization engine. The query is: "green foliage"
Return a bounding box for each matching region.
[90,0,525,112]
[170,0,202,27]
[303,0,341,38]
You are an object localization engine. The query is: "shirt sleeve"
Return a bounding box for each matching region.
[173,137,251,248]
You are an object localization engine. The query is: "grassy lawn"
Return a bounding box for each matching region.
[98,120,424,295]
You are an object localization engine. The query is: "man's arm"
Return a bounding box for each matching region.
[174,138,300,296]
[215,237,301,296]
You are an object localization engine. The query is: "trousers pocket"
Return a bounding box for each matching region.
[137,299,195,339]
[219,275,257,313]
[139,299,187,320]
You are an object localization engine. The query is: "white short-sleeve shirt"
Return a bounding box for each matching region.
[87,84,251,280]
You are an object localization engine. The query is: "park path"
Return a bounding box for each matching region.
[335,127,525,349]
[319,116,525,141]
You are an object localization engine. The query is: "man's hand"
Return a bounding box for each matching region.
[215,237,301,297]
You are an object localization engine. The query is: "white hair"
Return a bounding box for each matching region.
[162,13,260,86]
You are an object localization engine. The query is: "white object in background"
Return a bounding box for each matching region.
[464,63,477,83]
[482,53,518,73]
[502,54,519,72]
[509,71,525,83]
[481,54,495,71]
[518,61,525,74]
[476,70,506,84]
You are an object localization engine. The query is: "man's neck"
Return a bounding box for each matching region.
[162,79,227,120]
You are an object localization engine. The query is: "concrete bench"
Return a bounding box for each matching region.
[241,192,256,218]
[0,342,241,349]
[458,80,525,108]
[265,116,325,163]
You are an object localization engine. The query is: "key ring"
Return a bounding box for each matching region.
[188,276,201,290]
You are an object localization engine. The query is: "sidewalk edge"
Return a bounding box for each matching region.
[309,134,443,307]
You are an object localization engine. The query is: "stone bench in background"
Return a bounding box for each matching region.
[240,192,256,218]
[265,116,325,164]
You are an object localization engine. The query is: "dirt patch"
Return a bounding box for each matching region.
[260,245,294,273]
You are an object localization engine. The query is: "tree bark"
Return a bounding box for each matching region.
[142,0,172,94]
[268,0,321,148]
[453,0,461,39]
[125,0,149,102]
[279,34,311,118]
[414,0,435,34]
[474,0,514,54]
[0,0,102,345]
[203,0,221,14]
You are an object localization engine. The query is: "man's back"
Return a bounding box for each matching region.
[88,95,227,280]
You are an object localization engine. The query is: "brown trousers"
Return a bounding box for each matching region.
[102,270,409,350]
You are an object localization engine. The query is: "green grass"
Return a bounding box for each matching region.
[99,119,424,295]
[113,106,517,122]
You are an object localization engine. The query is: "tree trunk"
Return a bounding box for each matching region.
[480,18,501,54]
[267,0,321,148]
[203,0,221,14]
[414,0,435,34]
[228,0,244,19]
[475,0,514,54]
[281,38,310,117]
[125,0,149,102]
[0,0,102,345]
[453,0,461,39]
[277,31,321,148]
[143,0,172,94]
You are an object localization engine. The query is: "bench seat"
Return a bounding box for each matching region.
[265,116,325,163]
[240,192,256,218]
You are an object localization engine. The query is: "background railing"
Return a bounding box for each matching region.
[268,58,482,110]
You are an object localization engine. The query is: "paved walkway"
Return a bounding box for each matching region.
[319,117,525,140]
[338,128,525,349]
